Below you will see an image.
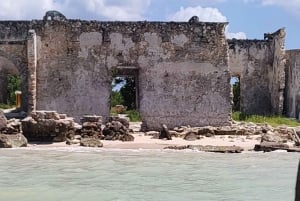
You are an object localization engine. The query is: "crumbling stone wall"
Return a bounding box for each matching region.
[228,28,286,115]
[0,11,294,130]
[31,15,231,130]
[267,29,286,115]
[228,39,273,114]
[285,50,300,120]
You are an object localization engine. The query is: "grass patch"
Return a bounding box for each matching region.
[109,109,141,122]
[125,110,141,122]
[0,103,15,109]
[232,111,300,127]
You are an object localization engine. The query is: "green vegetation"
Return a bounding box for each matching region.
[232,111,300,127]
[110,91,124,107]
[0,75,21,108]
[118,77,136,110]
[7,75,21,105]
[232,77,240,111]
[110,77,141,122]
[0,103,14,109]
[125,110,141,122]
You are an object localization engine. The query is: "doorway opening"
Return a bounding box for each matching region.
[231,76,241,112]
[0,58,21,110]
[110,67,141,122]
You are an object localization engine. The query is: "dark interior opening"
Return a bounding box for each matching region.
[231,76,240,112]
[110,66,140,121]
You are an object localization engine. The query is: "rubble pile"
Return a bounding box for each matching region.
[21,110,75,142]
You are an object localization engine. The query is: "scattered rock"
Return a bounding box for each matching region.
[66,138,80,145]
[109,116,129,128]
[120,134,134,142]
[145,131,159,139]
[22,111,75,142]
[261,131,286,143]
[145,131,159,136]
[159,124,172,140]
[174,127,185,133]
[102,117,134,141]
[1,119,21,134]
[80,121,102,138]
[164,145,188,150]
[205,133,214,137]
[80,138,103,147]
[0,110,7,131]
[81,115,102,124]
[0,133,27,148]
[214,127,237,135]
[254,142,289,152]
[164,145,243,153]
[169,130,180,138]
[197,126,214,135]
[189,145,244,153]
[184,132,198,141]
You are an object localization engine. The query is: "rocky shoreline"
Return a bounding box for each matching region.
[1,110,300,153]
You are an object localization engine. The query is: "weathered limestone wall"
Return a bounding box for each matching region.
[228,40,273,114]
[267,29,286,115]
[33,20,112,123]
[285,50,300,120]
[228,28,286,115]
[0,21,29,111]
[31,17,231,129]
[136,23,231,129]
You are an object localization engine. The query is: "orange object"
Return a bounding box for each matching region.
[15,91,21,108]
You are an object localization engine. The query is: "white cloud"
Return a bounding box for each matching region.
[167,6,227,22]
[0,0,58,20]
[226,32,247,39]
[168,6,247,39]
[0,0,151,21]
[63,0,151,20]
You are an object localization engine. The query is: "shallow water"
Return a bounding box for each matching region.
[0,148,299,201]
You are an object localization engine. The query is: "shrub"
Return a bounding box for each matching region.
[125,110,141,122]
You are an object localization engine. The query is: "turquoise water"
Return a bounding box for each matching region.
[0,148,299,201]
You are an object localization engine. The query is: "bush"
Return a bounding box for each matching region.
[125,110,141,122]
[0,103,14,109]
[7,75,21,105]
[110,91,124,107]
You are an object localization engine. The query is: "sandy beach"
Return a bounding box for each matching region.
[27,132,262,151]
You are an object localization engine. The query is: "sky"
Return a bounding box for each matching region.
[0,0,299,49]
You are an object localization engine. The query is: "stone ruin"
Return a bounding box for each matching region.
[21,110,75,142]
[1,109,300,152]
[0,11,299,131]
[20,111,134,146]
[0,110,27,148]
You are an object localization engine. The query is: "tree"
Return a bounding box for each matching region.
[232,78,240,111]
[7,75,21,105]
[120,77,136,110]
[111,77,136,110]
[110,91,124,107]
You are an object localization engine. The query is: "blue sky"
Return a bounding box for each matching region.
[0,0,299,49]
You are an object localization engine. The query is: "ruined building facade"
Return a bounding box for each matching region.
[0,11,299,130]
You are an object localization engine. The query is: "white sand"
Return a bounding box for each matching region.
[28,133,261,151]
